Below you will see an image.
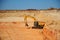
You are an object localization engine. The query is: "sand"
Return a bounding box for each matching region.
[0,22,43,40]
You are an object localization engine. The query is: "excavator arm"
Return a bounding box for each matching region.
[24,15,36,26]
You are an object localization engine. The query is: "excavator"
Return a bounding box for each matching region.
[24,15,45,29]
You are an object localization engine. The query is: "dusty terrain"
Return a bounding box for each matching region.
[0,9,60,40]
[0,22,44,40]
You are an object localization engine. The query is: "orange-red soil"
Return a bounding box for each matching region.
[0,22,44,40]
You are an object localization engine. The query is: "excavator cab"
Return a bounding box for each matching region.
[32,21,44,29]
[34,21,39,27]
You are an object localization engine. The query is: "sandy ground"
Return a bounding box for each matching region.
[0,22,44,40]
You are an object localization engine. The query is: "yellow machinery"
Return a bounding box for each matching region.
[23,15,45,29]
[24,15,36,26]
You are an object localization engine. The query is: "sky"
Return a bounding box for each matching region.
[0,0,60,10]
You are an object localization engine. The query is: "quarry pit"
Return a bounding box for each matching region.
[0,9,60,40]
